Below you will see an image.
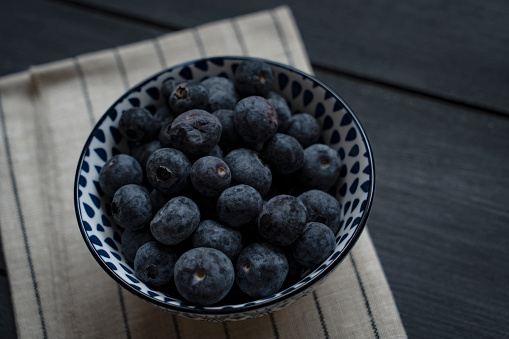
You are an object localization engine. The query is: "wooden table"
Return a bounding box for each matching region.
[1,1,508,337]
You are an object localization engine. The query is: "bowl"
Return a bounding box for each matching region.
[74,56,375,321]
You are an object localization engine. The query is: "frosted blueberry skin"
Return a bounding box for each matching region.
[217,184,263,228]
[161,78,177,99]
[134,241,177,286]
[224,148,272,196]
[121,226,155,265]
[169,80,209,115]
[299,144,342,192]
[212,109,241,149]
[298,189,341,234]
[169,109,222,157]
[285,113,321,148]
[149,189,170,213]
[292,222,336,268]
[153,105,176,132]
[236,242,288,298]
[190,156,231,197]
[191,220,243,261]
[111,184,153,230]
[174,247,235,306]
[150,196,200,245]
[206,145,224,159]
[267,92,292,132]
[201,77,238,111]
[130,140,161,173]
[261,133,304,174]
[118,107,159,143]
[146,148,191,196]
[257,194,308,247]
[99,154,143,197]
[233,96,278,145]
[234,60,274,98]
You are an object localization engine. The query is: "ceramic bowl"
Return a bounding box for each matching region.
[74,56,375,321]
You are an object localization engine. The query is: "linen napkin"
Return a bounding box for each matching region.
[0,6,407,338]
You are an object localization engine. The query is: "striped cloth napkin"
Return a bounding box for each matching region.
[0,6,406,338]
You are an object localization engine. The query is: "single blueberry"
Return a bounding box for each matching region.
[261,133,304,174]
[118,107,159,143]
[224,148,272,196]
[299,144,342,191]
[121,226,155,265]
[285,113,321,148]
[298,189,341,234]
[111,184,153,230]
[190,156,231,197]
[234,60,274,98]
[191,220,243,261]
[169,80,209,115]
[150,196,200,245]
[212,109,241,149]
[292,222,335,268]
[134,241,177,286]
[257,195,308,246]
[99,154,143,197]
[130,140,161,172]
[169,109,222,156]
[233,96,278,145]
[217,184,263,228]
[236,243,288,298]
[174,247,234,306]
[146,148,191,195]
[201,77,238,111]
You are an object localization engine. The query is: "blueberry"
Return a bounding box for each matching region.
[217,184,263,228]
[169,80,209,115]
[233,96,278,145]
[149,188,170,213]
[234,60,274,98]
[169,109,222,156]
[119,107,159,143]
[257,195,308,246]
[206,144,223,159]
[212,109,241,148]
[299,144,342,191]
[298,189,341,234]
[224,148,272,196]
[174,247,234,306]
[134,241,177,286]
[158,120,174,148]
[285,113,321,148]
[261,133,304,174]
[267,92,292,132]
[121,226,155,265]
[190,156,231,197]
[130,140,161,172]
[282,249,306,289]
[99,154,143,197]
[236,243,288,298]
[111,184,153,230]
[191,220,243,261]
[150,196,200,245]
[201,77,238,111]
[153,105,176,132]
[292,222,335,268]
[146,148,191,195]
[161,78,177,99]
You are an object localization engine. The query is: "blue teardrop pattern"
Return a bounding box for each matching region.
[330,130,340,144]
[105,237,118,251]
[278,73,289,91]
[345,127,357,141]
[89,193,100,208]
[333,101,343,112]
[315,102,325,118]
[179,66,193,80]
[110,126,122,144]
[82,161,89,173]
[107,108,117,121]
[350,162,360,174]
[120,263,133,274]
[194,60,208,71]
[343,201,351,216]
[94,129,105,142]
[210,58,224,66]
[89,235,102,246]
[360,180,370,193]
[338,183,347,197]
[79,175,87,187]
[340,113,352,126]
[97,224,104,232]
[349,178,359,194]
[322,116,333,130]
[128,98,140,107]
[146,87,159,100]
[291,81,302,99]
[303,90,313,107]
[94,148,107,162]
[349,145,359,157]
[106,262,117,271]
[351,199,360,212]
[83,203,95,218]
[337,147,345,160]
[83,221,92,231]
[97,249,110,258]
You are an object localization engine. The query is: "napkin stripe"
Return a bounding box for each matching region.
[270,11,294,68]
[313,291,330,339]
[222,322,231,339]
[172,314,182,339]
[114,48,130,92]
[73,59,95,126]
[0,92,48,339]
[270,313,280,339]
[152,39,168,69]
[192,29,207,59]
[74,57,133,339]
[351,254,380,339]
[230,18,248,55]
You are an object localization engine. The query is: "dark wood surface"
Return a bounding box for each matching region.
[1,0,508,338]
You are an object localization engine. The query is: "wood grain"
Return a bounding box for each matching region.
[56,0,509,115]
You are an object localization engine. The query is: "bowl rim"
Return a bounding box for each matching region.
[74,55,376,316]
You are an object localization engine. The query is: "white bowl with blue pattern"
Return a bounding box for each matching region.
[74,56,375,321]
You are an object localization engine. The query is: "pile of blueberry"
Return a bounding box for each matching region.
[99,60,342,306]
